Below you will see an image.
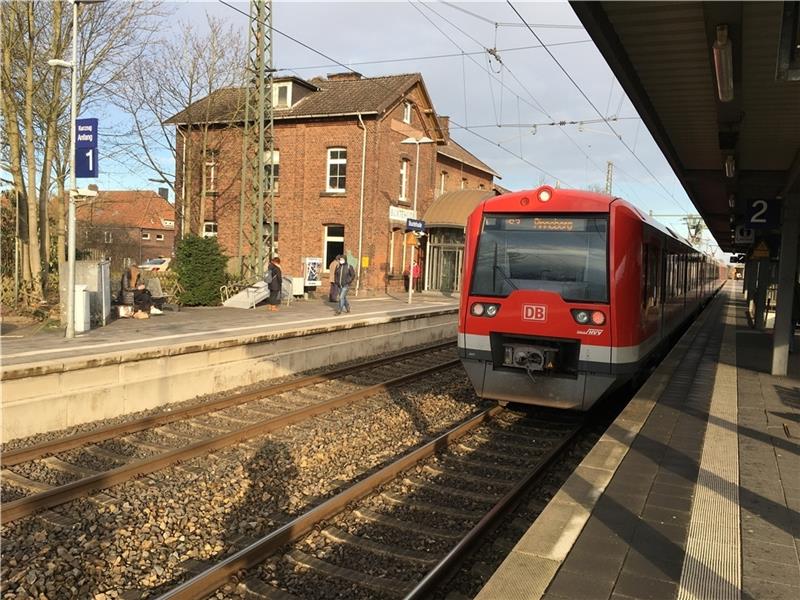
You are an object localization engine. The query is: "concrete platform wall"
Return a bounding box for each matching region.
[1,311,456,442]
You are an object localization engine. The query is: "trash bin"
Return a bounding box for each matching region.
[75,284,90,333]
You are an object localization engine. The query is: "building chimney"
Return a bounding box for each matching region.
[327,71,363,81]
[157,187,169,201]
[437,115,450,143]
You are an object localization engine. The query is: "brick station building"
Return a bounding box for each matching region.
[166,72,499,293]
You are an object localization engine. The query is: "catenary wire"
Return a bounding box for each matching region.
[216,0,574,186]
[506,0,692,213]
[275,40,592,72]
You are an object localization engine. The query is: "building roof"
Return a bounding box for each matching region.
[423,189,497,228]
[77,190,175,230]
[438,139,500,178]
[165,73,423,125]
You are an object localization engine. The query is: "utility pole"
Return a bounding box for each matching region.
[238,0,274,278]
[605,161,614,194]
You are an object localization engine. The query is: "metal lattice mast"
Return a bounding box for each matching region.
[237,0,274,278]
[605,160,614,194]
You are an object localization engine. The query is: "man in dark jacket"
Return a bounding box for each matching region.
[334,255,355,315]
[266,257,282,311]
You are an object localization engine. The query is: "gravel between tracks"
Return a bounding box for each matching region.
[2,366,483,599]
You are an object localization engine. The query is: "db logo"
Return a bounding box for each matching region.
[522,304,547,321]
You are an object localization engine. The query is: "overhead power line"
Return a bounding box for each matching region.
[277,39,592,72]
[439,1,583,29]
[506,0,691,214]
[217,0,575,186]
[414,0,625,196]
[450,116,639,130]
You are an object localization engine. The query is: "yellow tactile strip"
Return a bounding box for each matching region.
[677,301,741,600]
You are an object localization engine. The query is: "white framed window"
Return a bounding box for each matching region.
[104,231,112,244]
[203,221,218,238]
[402,101,412,124]
[326,148,347,192]
[274,83,291,108]
[156,233,164,241]
[399,159,409,202]
[264,150,280,194]
[162,219,174,228]
[204,150,218,193]
[142,232,150,240]
[323,224,345,268]
[439,171,448,195]
[461,177,467,190]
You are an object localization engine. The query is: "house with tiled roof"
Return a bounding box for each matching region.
[165,72,499,293]
[76,189,175,272]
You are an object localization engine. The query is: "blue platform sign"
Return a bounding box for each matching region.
[75,147,98,178]
[75,118,98,148]
[75,118,99,178]
[406,218,425,232]
[745,198,780,229]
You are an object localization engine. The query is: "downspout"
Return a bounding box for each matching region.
[356,113,367,296]
[178,127,187,239]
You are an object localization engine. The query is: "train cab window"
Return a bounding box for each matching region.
[470,214,608,302]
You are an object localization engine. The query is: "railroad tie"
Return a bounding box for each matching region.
[285,549,413,597]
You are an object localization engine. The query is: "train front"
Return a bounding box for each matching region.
[458,186,619,411]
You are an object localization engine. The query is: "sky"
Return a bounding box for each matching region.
[94,0,724,256]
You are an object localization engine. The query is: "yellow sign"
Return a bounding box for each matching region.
[751,241,769,259]
[405,232,417,246]
[361,256,369,268]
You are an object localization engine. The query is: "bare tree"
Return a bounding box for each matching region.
[111,14,245,239]
[0,0,163,306]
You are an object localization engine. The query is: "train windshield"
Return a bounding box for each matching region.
[471,214,608,302]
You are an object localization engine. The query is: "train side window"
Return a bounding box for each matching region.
[643,243,660,309]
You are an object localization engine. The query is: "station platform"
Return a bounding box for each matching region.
[0,294,458,442]
[0,293,458,369]
[477,283,800,600]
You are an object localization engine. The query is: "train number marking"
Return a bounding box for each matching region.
[522,304,547,322]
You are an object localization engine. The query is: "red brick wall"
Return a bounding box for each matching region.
[175,84,493,293]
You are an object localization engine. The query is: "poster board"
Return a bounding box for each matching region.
[304,257,322,287]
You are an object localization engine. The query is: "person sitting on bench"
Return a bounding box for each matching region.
[120,266,162,315]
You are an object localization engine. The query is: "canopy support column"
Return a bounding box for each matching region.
[771,199,799,376]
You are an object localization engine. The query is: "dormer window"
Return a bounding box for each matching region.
[402,101,412,124]
[274,83,291,108]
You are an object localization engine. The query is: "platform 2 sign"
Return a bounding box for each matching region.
[75,118,99,178]
[745,199,780,229]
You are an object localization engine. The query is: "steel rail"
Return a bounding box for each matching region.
[1,340,455,466]
[403,421,584,599]
[156,404,506,600]
[1,358,461,525]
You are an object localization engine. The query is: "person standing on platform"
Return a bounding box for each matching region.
[334,255,355,315]
[329,255,341,303]
[266,257,282,311]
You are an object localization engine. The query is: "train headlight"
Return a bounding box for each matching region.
[571,310,590,324]
[591,311,606,325]
[538,187,553,202]
[471,303,485,316]
[485,304,499,317]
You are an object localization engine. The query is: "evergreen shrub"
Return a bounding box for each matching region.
[174,235,228,306]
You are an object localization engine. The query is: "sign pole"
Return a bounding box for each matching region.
[66,0,78,338]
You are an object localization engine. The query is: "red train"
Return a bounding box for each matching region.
[458,186,725,410]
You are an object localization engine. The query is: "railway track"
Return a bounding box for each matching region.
[0,342,457,524]
[155,405,584,600]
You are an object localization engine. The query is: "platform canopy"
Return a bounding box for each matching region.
[571,1,800,252]
[423,190,497,229]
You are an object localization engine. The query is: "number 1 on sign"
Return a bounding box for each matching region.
[85,149,93,172]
